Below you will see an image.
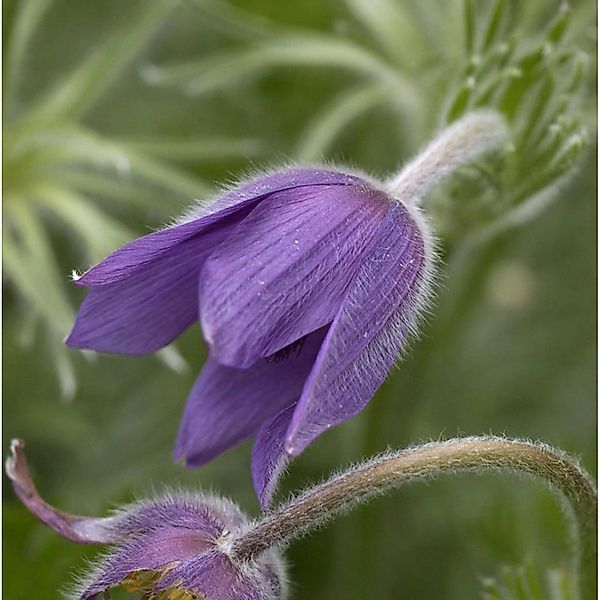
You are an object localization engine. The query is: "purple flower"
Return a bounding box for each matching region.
[66,166,435,508]
[5,440,286,600]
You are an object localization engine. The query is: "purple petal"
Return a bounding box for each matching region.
[76,168,361,288]
[68,168,365,355]
[175,328,326,467]
[74,213,238,288]
[252,404,296,510]
[66,210,249,354]
[199,183,388,368]
[5,439,119,544]
[80,528,215,598]
[201,166,366,218]
[79,495,255,600]
[156,551,269,600]
[286,203,434,455]
[78,494,283,600]
[112,495,245,538]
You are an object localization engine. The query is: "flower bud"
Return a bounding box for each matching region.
[77,494,286,600]
[5,440,286,600]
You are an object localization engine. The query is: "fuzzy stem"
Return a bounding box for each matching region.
[386,111,508,204]
[232,437,597,599]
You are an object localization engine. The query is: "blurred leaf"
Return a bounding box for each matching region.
[482,561,576,600]
[295,83,389,161]
[4,0,53,111]
[31,0,178,119]
[186,0,277,40]
[147,1,594,243]
[37,185,133,261]
[4,200,74,334]
[2,0,236,396]
[118,134,263,162]
[144,33,420,110]
[344,0,428,67]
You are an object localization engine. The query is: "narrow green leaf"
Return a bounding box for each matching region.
[565,51,587,93]
[13,123,211,199]
[59,170,178,212]
[186,0,276,40]
[523,96,569,155]
[524,561,544,600]
[50,332,77,400]
[295,84,389,161]
[546,3,571,45]
[446,79,474,122]
[482,0,506,52]
[31,0,178,119]
[344,0,426,67]
[4,0,53,110]
[146,35,419,114]
[4,200,74,334]
[463,0,475,55]
[516,77,555,148]
[118,136,264,162]
[498,45,545,120]
[37,185,133,262]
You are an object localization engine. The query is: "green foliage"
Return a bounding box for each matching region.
[3,0,256,395]
[147,0,594,242]
[482,561,576,600]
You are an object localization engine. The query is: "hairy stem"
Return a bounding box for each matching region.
[386,111,508,204]
[232,436,597,599]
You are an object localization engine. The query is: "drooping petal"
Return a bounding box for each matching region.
[5,439,119,544]
[68,168,364,355]
[175,328,326,467]
[66,211,249,354]
[285,203,434,455]
[252,404,296,510]
[155,551,281,600]
[200,166,366,219]
[75,167,362,287]
[200,183,389,368]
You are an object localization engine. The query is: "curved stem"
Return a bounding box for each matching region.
[232,437,597,599]
[385,111,508,205]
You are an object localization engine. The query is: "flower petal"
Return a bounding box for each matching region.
[252,404,296,510]
[175,328,326,467]
[156,551,275,600]
[5,439,119,544]
[66,212,247,354]
[80,529,214,599]
[285,203,434,455]
[200,183,388,368]
[201,166,366,218]
[79,495,252,600]
[112,494,245,536]
[68,168,364,355]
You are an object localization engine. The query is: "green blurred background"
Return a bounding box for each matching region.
[3,1,596,598]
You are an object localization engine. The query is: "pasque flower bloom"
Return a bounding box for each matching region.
[5,440,286,599]
[66,112,506,508]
